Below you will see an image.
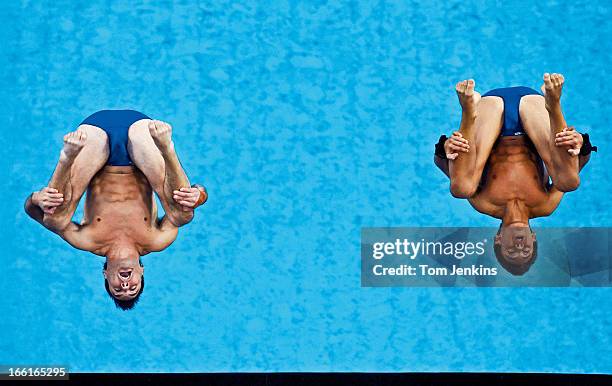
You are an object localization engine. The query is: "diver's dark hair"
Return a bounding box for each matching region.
[493,227,538,276]
[103,261,144,310]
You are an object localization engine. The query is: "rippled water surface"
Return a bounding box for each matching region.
[1,0,610,373]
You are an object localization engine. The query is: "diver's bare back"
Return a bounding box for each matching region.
[468,136,549,218]
[82,166,162,256]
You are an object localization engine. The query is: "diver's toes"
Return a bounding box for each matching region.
[455,80,466,94]
[466,79,475,95]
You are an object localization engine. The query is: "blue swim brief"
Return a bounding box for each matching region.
[482,86,542,136]
[81,110,150,166]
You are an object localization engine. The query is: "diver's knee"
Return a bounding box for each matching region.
[127,119,150,140]
[553,173,580,192]
[519,94,545,115]
[450,180,478,198]
[78,124,108,149]
[481,95,504,114]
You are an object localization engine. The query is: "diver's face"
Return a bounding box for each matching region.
[495,225,535,262]
[104,259,143,301]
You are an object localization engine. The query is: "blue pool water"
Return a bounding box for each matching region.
[1,0,611,373]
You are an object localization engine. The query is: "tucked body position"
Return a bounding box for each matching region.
[25,110,208,309]
[434,74,596,275]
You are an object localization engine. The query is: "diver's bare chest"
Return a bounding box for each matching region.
[82,214,159,250]
[480,157,548,205]
[474,180,549,209]
[83,192,157,234]
[86,210,154,228]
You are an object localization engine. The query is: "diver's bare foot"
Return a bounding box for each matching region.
[149,120,174,151]
[541,73,564,112]
[61,129,87,159]
[455,79,481,120]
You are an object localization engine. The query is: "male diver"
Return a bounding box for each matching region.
[25,110,208,309]
[434,74,596,275]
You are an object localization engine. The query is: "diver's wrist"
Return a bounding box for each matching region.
[31,191,41,206]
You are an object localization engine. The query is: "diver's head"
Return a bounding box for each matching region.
[493,222,537,275]
[103,246,144,310]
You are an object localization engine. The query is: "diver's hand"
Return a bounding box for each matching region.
[33,187,64,215]
[173,187,207,212]
[555,126,582,156]
[444,131,470,160]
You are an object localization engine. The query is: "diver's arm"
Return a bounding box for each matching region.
[25,192,46,226]
[59,223,99,252]
[532,188,564,218]
[25,187,97,251]
[557,131,595,172]
[156,184,207,233]
[468,195,503,219]
[151,184,206,249]
[149,215,179,252]
[434,133,470,179]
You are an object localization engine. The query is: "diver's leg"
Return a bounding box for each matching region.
[45,125,109,220]
[127,119,166,192]
[65,125,109,193]
[127,119,190,215]
[449,80,503,198]
[519,73,579,191]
